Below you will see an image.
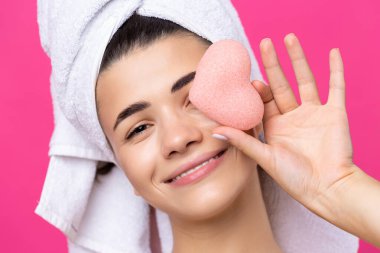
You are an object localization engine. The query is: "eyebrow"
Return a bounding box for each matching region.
[113,71,196,131]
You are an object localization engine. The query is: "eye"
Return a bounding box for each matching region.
[125,124,151,140]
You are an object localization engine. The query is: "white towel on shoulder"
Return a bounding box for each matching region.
[35,0,359,252]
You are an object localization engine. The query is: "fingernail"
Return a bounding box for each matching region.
[258,132,266,143]
[285,33,296,45]
[287,32,296,39]
[260,38,271,50]
[212,133,228,141]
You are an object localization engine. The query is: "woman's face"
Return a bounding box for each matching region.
[96,33,259,221]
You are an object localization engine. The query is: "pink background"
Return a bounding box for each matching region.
[0,0,379,252]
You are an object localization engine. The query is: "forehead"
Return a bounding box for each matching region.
[98,34,209,95]
[96,34,210,131]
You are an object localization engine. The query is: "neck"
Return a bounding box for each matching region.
[169,168,282,253]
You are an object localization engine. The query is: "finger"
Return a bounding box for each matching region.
[327,48,346,108]
[212,126,273,170]
[260,38,299,114]
[251,80,280,123]
[251,79,274,103]
[284,33,321,105]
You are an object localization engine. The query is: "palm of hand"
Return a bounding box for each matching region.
[264,102,354,201]
[253,34,358,206]
[214,34,358,209]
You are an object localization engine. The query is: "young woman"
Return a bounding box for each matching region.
[95,13,281,253]
[93,13,374,252]
[37,1,379,252]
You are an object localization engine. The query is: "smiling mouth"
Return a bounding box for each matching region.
[164,149,227,184]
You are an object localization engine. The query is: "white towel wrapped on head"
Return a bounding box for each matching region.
[35,0,359,252]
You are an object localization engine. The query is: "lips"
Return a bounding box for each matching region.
[163,148,227,184]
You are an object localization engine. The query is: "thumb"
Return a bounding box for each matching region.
[212,126,272,170]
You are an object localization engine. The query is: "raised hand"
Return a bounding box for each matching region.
[212,33,357,213]
[213,32,380,248]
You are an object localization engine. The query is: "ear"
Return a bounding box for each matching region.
[133,188,141,196]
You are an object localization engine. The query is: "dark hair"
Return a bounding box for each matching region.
[98,12,212,74]
[95,12,212,178]
[94,12,276,216]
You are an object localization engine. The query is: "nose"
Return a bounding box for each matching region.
[161,114,203,159]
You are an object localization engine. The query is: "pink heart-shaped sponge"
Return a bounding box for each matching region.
[189,39,264,130]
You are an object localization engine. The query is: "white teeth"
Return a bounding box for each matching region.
[172,156,219,182]
[167,150,226,183]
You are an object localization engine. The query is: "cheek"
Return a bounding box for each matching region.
[116,147,157,193]
[186,102,221,129]
[240,147,257,166]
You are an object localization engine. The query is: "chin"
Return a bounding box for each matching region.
[166,163,254,222]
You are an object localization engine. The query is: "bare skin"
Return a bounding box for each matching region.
[212,33,380,249]
[96,34,282,253]
[170,167,281,253]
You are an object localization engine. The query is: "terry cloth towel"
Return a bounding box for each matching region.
[35,0,359,252]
